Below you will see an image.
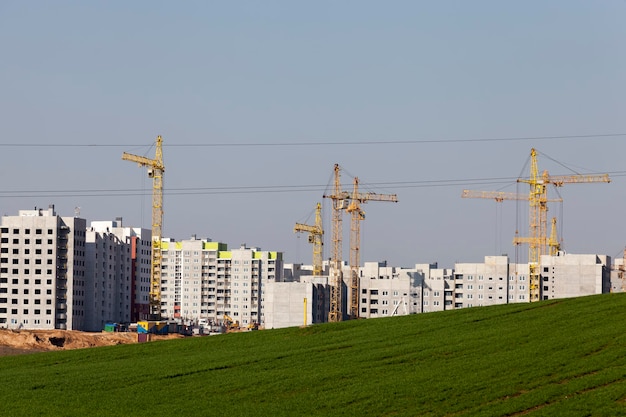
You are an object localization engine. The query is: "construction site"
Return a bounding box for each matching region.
[0,137,621,348]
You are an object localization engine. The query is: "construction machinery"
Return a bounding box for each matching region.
[345,177,397,319]
[516,148,610,302]
[323,164,349,322]
[463,148,610,302]
[122,136,165,320]
[323,164,398,322]
[294,203,324,277]
[223,314,239,331]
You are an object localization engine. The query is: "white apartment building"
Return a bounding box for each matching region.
[283,252,610,326]
[539,252,610,299]
[160,237,283,327]
[359,262,454,318]
[84,219,152,331]
[453,256,530,308]
[0,205,86,330]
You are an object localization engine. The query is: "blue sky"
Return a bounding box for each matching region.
[1,1,625,268]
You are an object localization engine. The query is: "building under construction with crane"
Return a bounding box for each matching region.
[0,143,619,331]
[266,150,615,328]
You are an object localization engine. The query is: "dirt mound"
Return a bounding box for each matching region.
[0,329,183,355]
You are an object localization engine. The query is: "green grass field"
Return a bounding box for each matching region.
[1,294,626,416]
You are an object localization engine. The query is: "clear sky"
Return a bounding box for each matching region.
[1,1,625,268]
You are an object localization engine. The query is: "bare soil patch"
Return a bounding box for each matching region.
[0,329,183,356]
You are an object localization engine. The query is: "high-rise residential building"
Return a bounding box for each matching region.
[0,205,86,330]
[84,219,152,331]
[160,237,283,327]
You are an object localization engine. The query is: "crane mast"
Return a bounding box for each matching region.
[346,177,397,319]
[122,136,165,320]
[323,164,349,322]
[346,178,365,320]
[294,202,324,277]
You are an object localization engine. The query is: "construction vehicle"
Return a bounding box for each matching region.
[122,136,165,320]
[223,314,239,331]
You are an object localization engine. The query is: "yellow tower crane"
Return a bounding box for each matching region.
[323,164,349,322]
[516,148,610,302]
[122,136,165,320]
[294,202,324,277]
[463,148,610,302]
[345,177,397,319]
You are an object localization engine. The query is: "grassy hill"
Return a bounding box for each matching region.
[1,294,626,416]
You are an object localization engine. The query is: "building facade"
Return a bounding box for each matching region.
[0,206,86,330]
[84,219,151,331]
[275,253,611,328]
[264,277,329,329]
[539,252,610,299]
[160,237,283,327]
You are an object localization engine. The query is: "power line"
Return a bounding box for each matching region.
[1,171,625,198]
[0,133,625,148]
